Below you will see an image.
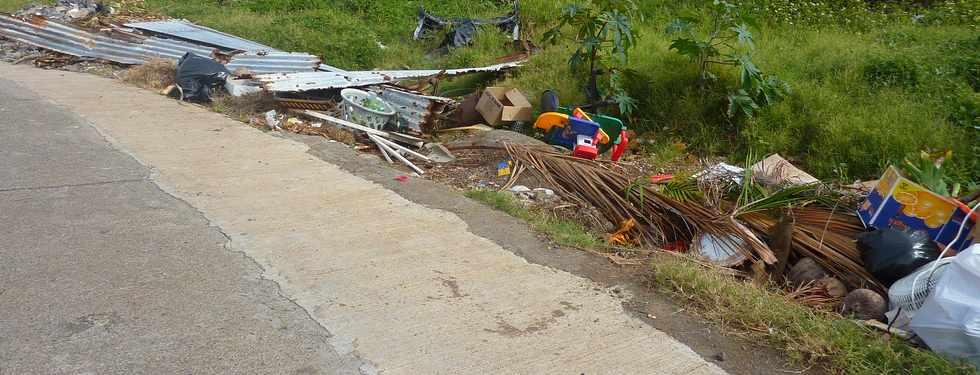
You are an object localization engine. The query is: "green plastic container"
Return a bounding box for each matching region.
[557,107,626,154]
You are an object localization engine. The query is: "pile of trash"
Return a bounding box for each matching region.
[501,142,979,366]
[14,0,104,23]
[3,1,978,368]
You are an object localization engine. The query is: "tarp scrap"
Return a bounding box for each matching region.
[413,1,520,51]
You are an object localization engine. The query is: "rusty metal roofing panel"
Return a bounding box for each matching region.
[124,20,277,52]
[0,15,321,73]
[255,61,522,92]
[376,86,455,132]
[0,15,145,64]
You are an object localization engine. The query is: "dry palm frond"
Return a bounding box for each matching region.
[787,281,843,310]
[741,207,885,294]
[505,144,777,264]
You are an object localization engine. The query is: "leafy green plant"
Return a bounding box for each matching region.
[666,0,790,118]
[904,150,963,197]
[544,0,641,114]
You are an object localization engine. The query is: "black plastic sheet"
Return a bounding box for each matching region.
[413,1,520,52]
[175,52,230,102]
[859,228,941,287]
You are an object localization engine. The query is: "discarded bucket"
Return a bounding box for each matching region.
[340,88,395,130]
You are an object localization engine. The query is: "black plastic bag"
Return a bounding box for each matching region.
[858,228,941,287]
[413,2,520,53]
[175,52,229,102]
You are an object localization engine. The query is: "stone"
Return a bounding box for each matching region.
[842,289,887,321]
[788,257,828,287]
[816,277,848,298]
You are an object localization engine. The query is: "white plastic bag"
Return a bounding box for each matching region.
[910,244,980,367]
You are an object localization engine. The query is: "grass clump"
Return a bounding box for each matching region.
[465,189,602,250]
[120,58,175,90]
[210,92,274,123]
[650,253,977,375]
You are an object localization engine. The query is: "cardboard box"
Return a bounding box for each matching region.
[858,166,977,252]
[476,87,532,126]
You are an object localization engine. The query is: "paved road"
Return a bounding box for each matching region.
[0,76,368,374]
[0,64,725,374]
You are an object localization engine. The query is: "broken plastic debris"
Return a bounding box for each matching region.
[423,143,456,163]
[750,154,819,187]
[695,163,745,184]
[695,233,748,267]
[264,110,280,130]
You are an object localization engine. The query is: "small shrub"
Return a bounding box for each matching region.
[949,95,980,131]
[666,0,791,119]
[863,57,919,88]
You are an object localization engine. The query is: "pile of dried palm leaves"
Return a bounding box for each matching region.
[504,144,882,292]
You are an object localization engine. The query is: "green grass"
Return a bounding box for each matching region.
[0,0,42,11]
[650,253,977,375]
[464,189,602,250]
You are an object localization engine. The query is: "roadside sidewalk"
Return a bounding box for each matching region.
[0,63,725,374]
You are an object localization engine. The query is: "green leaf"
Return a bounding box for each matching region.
[731,24,754,49]
[737,54,761,91]
[569,49,586,71]
[670,38,703,60]
[728,89,759,118]
[758,75,791,106]
[660,178,703,202]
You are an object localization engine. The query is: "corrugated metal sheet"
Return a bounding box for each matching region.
[256,61,522,92]
[124,20,347,73]
[0,15,321,73]
[124,20,277,52]
[376,86,455,132]
[0,15,145,64]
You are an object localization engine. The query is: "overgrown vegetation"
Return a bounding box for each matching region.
[650,253,976,374]
[543,0,640,114]
[4,0,973,183]
[465,189,602,250]
[666,0,790,118]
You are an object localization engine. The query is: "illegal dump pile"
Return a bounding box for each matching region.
[2,1,979,369]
